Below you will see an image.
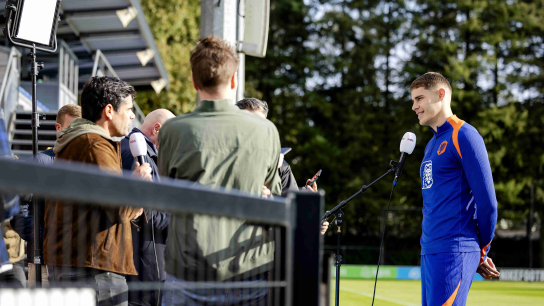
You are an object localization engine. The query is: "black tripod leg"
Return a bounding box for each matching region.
[334,209,344,306]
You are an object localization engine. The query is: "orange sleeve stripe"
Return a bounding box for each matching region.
[480,241,492,263]
[442,280,461,306]
[448,115,465,159]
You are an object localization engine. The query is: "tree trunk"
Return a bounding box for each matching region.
[385,15,391,111]
[493,43,499,105]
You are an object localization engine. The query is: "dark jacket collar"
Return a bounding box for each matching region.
[129,128,157,157]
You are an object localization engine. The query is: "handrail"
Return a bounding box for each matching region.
[0,47,22,136]
[92,50,119,78]
[0,157,325,305]
[0,158,292,225]
[132,99,145,128]
[0,47,21,109]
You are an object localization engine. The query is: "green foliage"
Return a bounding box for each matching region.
[139,0,544,264]
[138,0,200,115]
[243,0,544,255]
[476,103,544,226]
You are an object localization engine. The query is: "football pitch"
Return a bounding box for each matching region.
[330,280,544,305]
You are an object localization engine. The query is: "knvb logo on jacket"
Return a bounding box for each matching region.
[437,141,448,155]
[422,161,433,189]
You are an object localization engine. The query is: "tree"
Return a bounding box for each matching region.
[138,0,201,115]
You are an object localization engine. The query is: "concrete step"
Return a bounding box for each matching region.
[15,111,59,120]
[11,150,33,159]
[13,119,58,125]
[11,130,58,136]
[10,139,56,146]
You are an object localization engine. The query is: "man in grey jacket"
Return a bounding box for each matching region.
[158,36,282,306]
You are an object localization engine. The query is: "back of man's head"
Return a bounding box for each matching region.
[56,104,81,131]
[410,72,452,94]
[143,109,175,127]
[190,36,239,94]
[140,109,176,148]
[236,98,269,118]
[81,76,136,123]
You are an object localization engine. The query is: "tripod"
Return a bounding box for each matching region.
[323,162,398,306]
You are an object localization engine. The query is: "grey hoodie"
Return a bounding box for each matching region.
[54,118,112,155]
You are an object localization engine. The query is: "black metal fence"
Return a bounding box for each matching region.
[0,158,324,306]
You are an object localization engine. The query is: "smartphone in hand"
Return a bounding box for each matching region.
[306,169,322,187]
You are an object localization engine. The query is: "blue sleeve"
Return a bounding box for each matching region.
[11,150,54,241]
[36,149,55,165]
[146,210,169,231]
[458,126,498,263]
[10,202,33,241]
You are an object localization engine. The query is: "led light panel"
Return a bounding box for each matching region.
[15,0,59,46]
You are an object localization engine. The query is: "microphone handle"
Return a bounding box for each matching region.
[137,155,145,165]
[394,152,407,184]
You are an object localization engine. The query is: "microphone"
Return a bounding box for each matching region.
[129,133,147,166]
[394,132,416,184]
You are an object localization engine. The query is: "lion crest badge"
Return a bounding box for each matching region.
[422,161,433,189]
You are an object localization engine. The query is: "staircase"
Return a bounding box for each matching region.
[10,111,58,159]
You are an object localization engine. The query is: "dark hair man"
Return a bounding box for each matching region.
[10,104,81,287]
[158,36,282,305]
[43,77,152,305]
[120,108,174,306]
[235,98,330,235]
[410,72,499,306]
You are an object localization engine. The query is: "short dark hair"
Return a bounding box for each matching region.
[410,72,452,93]
[236,98,269,117]
[81,76,136,123]
[190,36,239,94]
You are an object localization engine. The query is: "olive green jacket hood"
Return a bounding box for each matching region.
[54,118,112,154]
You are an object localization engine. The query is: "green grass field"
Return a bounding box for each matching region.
[330,280,544,306]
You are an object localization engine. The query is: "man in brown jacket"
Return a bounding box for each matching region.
[44,76,152,306]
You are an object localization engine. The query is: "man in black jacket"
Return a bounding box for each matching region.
[120,108,174,306]
[235,98,329,235]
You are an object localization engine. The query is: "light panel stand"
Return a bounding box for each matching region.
[3,2,60,287]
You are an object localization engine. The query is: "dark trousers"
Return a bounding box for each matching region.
[0,263,25,288]
[50,266,129,306]
[161,273,268,306]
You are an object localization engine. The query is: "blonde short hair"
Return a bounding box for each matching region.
[56,104,82,125]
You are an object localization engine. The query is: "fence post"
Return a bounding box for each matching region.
[292,191,324,305]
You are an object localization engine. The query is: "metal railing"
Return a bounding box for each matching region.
[58,40,79,108]
[92,50,145,129]
[0,46,21,136]
[0,158,324,305]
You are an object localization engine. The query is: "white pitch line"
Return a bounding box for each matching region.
[340,287,419,306]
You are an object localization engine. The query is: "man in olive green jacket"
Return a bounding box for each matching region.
[158,36,282,305]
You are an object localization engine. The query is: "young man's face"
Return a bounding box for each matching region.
[411,86,443,127]
[55,114,78,132]
[111,96,135,137]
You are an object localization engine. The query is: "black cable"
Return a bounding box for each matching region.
[371,182,397,306]
[151,211,160,306]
